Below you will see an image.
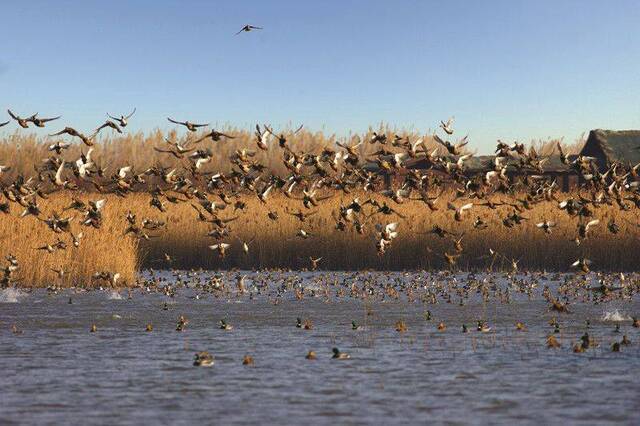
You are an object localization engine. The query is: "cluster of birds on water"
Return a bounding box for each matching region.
[1,102,640,287]
[7,270,640,364]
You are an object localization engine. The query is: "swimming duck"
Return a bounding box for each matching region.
[546,335,561,348]
[352,321,363,331]
[90,324,97,333]
[580,332,598,349]
[633,317,640,328]
[573,343,585,353]
[437,322,446,331]
[611,342,621,352]
[296,318,312,330]
[395,320,407,333]
[550,299,570,313]
[146,323,153,332]
[621,335,631,346]
[477,320,491,332]
[424,310,432,321]
[553,323,560,334]
[219,319,233,330]
[614,324,621,333]
[516,322,527,331]
[242,355,254,365]
[194,351,214,367]
[305,350,317,360]
[462,324,468,333]
[11,324,22,335]
[332,347,350,359]
[176,315,188,331]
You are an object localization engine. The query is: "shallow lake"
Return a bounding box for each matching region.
[1,271,639,425]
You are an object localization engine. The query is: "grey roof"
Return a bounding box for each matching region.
[581,129,640,166]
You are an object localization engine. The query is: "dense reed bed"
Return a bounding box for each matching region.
[135,192,639,271]
[0,126,582,181]
[0,194,139,287]
[0,126,422,180]
[1,189,637,288]
[0,127,600,287]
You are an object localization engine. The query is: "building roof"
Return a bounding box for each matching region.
[581,129,640,166]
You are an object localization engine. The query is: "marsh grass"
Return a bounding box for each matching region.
[1,190,637,288]
[0,194,139,288]
[0,128,613,287]
[0,126,584,181]
[0,125,436,180]
[132,192,639,272]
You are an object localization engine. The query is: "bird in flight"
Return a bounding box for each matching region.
[236,25,263,35]
[107,108,136,128]
[28,115,61,128]
[7,109,36,128]
[167,117,209,132]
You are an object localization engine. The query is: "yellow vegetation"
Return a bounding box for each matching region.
[1,190,636,288]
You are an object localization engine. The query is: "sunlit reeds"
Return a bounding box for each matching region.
[0,194,138,288]
[1,189,637,288]
[0,127,616,288]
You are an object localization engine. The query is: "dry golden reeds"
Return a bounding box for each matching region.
[1,189,638,288]
[134,192,638,272]
[0,125,443,181]
[0,193,138,288]
[1,128,626,288]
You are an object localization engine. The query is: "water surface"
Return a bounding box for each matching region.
[1,271,639,425]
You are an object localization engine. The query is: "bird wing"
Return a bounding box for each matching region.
[386,222,399,233]
[167,117,185,126]
[94,199,106,210]
[459,203,473,213]
[433,134,447,147]
[154,147,182,158]
[55,161,65,185]
[586,219,600,229]
[49,128,68,137]
[118,166,132,178]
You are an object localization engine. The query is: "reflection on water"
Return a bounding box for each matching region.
[1,271,639,424]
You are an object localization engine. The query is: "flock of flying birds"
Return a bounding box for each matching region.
[2,103,640,359]
[0,102,639,289]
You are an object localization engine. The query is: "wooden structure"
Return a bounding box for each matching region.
[579,129,640,172]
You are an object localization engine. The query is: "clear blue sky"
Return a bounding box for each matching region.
[1,0,639,152]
